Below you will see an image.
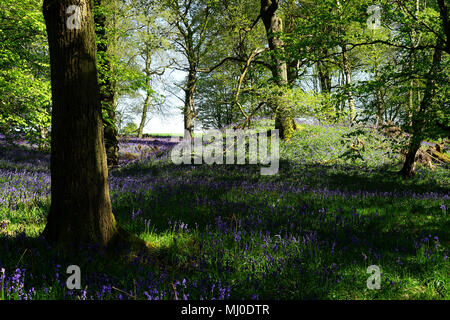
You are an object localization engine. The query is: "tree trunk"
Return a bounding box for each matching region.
[138,90,151,139]
[342,44,356,123]
[283,0,299,87]
[94,0,119,168]
[373,55,384,127]
[260,0,296,140]
[407,41,417,130]
[437,0,450,55]
[317,48,332,94]
[376,86,384,127]
[184,69,197,140]
[43,0,117,248]
[318,62,332,94]
[400,43,443,177]
[407,79,414,127]
[400,139,420,177]
[138,40,157,139]
[103,104,119,167]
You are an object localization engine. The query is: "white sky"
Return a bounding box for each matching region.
[145,110,184,134]
[124,66,186,135]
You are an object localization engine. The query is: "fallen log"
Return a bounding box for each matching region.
[429,149,450,163]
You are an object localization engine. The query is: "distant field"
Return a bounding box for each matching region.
[141,133,184,138]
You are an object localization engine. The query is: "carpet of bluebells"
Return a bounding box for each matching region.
[0,122,449,300]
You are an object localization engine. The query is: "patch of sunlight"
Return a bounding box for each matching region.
[139,232,177,248]
[0,222,44,238]
[138,231,198,254]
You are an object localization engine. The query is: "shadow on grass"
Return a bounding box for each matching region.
[1,158,448,299]
[104,159,449,299]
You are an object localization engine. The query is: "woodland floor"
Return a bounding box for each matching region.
[0,123,448,300]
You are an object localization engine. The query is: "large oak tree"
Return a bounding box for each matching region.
[43,0,117,248]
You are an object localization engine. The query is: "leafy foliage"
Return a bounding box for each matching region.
[0,0,51,149]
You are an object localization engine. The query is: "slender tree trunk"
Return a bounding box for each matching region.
[335,70,345,119]
[373,55,384,127]
[184,69,197,140]
[260,0,296,140]
[138,40,157,139]
[176,13,199,141]
[342,44,356,123]
[94,0,119,168]
[407,38,417,130]
[283,0,299,87]
[375,86,384,127]
[408,78,414,127]
[103,102,119,167]
[400,43,443,177]
[138,90,151,139]
[317,48,332,94]
[376,88,384,127]
[43,0,117,248]
[318,62,332,94]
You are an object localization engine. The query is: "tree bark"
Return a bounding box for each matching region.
[317,48,332,94]
[94,0,119,168]
[184,69,197,140]
[376,92,384,127]
[437,0,450,55]
[318,61,332,94]
[283,1,300,87]
[342,44,356,123]
[400,43,443,177]
[43,0,117,248]
[260,0,296,140]
[373,54,384,127]
[407,78,414,128]
[138,90,151,139]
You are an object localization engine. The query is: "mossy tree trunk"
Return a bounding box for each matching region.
[260,0,296,140]
[400,43,443,177]
[94,0,119,168]
[43,0,117,248]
